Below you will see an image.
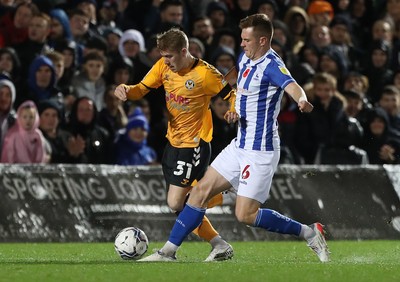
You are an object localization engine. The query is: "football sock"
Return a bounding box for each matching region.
[192,215,219,242]
[299,225,316,240]
[209,235,227,248]
[169,204,206,247]
[207,193,223,208]
[254,209,301,236]
[207,190,237,208]
[160,241,179,256]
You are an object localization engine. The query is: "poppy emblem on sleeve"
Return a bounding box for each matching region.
[243,68,250,78]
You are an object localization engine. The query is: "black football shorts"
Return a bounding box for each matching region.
[162,139,211,188]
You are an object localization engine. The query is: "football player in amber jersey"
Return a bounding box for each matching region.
[114,28,234,261]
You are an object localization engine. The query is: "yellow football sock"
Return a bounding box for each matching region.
[207,193,223,208]
[192,215,218,242]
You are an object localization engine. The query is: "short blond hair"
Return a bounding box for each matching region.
[157,28,188,52]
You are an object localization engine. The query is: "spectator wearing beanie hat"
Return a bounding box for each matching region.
[329,15,364,71]
[209,46,236,75]
[319,46,349,87]
[307,0,334,26]
[49,9,73,49]
[211,28,239,54]
[101,27,123,56]
[114,108,157,166]
[363,40,394,104]
[38,99,76,164]
[284,6,310,55]
[189,37,206,59]
[0,78,16,150]
[206,1,232,31]
[97,0,119,35]
[118,29,150,84]
[254,0,279,21]
[84,35,108,57]
[74,0,98,27]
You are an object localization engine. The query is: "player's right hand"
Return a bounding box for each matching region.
[114,84,128,101]
[298,100,313,113]
[224,111,239,124]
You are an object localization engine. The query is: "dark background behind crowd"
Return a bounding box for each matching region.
[0,0,400,166]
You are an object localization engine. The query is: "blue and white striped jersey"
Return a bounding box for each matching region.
[235,48,295,151]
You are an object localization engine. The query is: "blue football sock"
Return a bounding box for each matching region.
[254,209,301,236]
[169,204,206,246]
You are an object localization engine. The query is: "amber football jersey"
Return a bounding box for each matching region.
[125,58,228,148]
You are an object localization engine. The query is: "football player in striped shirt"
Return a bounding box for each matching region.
[140,14,330,263]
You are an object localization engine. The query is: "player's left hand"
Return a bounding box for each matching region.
[224,111,239,123]
[298,100,313,113]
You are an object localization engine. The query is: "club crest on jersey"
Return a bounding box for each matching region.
[279,66,290,75]
[243,68,250,78]
[185,79,195,90]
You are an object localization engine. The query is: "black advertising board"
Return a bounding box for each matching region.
[0,164,399,242]
[0,164,173,242]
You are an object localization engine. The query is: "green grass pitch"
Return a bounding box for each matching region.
[0,241,399,282]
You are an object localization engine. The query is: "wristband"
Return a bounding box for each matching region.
[298,96,307,103]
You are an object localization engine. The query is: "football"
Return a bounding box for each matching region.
[114,227,149,260]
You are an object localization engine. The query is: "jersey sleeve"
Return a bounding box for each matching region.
[141,58,164,89]
[126,59,164,100]
[267,58,295,89]
[202,65,228,97]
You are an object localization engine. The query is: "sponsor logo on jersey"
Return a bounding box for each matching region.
[166,92,190,105]
[185,79,195,90]
[165,91,190,111]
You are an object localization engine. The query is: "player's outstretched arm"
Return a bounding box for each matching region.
[114,83,150,101]
[284,82,313,113]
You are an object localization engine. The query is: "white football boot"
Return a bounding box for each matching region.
[204,243,234,262]
[137,250,177,262]
[307,222,330,262]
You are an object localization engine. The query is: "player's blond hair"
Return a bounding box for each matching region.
[157,28,188,52]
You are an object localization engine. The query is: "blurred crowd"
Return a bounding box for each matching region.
[0,0,399,166]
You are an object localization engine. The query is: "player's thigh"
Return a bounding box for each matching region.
[162,140,211,188]
[210,139,241,191]
[237,150,280,204]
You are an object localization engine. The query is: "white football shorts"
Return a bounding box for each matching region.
[211,139,280,203]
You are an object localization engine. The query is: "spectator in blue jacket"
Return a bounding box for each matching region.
[114,108,156,166]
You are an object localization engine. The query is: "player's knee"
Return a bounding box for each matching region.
[167,198,184,212]
[187,185,210,207]
[235,210,256,225]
